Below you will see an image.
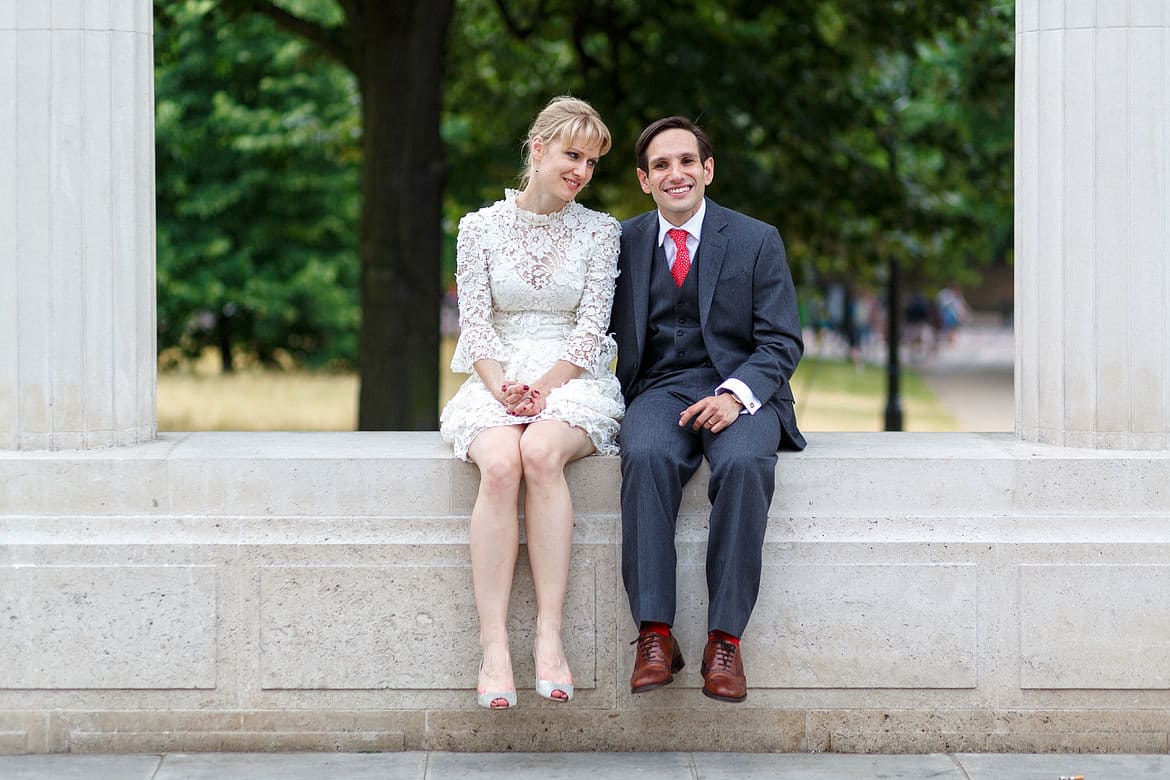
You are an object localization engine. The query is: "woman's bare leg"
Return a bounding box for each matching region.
[518,421,595,698]
[467,425,525,704]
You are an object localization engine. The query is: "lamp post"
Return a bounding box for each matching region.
[884,255,904,431]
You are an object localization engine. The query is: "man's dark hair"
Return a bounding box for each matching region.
[635,116,714,171]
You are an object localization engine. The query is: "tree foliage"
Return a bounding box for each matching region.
[155,0,361,371]
[444,0,1015,290]
[154,0,1015,423]
[157,0,453,429]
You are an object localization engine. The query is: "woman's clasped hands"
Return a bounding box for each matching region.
[499,380,546,417]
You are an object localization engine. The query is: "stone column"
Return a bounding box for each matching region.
[1016,0,1170,449]
[0,1,156,450]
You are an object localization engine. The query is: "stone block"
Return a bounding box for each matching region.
[0,458,171,515]
[0,565,216,689]
[779,434,1016,517]
[422,709,806,752]
[258,562,598,690]
[68,729,404,754]
[807,709,999,753]
[0,713,49,755]
[671,563,978,689]
[167,433,456,517]
[0,731,26,754]
[50,710,423,754]
[1019,564,1170,688]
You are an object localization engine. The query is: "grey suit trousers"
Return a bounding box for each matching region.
[619,366,780,637]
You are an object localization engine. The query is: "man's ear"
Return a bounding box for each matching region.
[703,157,714,185]
[636,168,652,194]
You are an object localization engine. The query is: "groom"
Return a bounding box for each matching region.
[609,116,805,703]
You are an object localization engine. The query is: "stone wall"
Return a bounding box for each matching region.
[3,431,1170,753]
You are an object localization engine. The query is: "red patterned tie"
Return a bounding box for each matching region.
[668,228,690,287]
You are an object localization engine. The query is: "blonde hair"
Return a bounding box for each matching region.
[520,96,612,187]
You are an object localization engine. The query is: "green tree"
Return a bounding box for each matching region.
[444,0,1014,291]
[213,0,454,429]
[155,0,361,371]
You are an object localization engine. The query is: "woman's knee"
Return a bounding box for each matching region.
[476,450,523,495]
[518,433,564,483]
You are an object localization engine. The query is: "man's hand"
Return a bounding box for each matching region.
[679,393,743,433]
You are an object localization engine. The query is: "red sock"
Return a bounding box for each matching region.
[709,629,740,647]
[640,621,672,638]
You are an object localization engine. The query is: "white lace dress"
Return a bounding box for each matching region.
[440,190,625,462]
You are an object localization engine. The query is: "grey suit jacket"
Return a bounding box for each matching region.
[609,199,806,451]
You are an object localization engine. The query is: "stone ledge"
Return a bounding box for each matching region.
[3,431,1169,519]
[4,431,1170,753]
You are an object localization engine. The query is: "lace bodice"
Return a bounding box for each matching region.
[451,190,621,375]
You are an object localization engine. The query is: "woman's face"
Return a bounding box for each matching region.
[532,136,602,202]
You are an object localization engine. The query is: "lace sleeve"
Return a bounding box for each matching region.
[450,213,505,373]
[560,215,621,372]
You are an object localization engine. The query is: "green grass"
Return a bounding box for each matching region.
[159,341,957,432]
[791,356,959,432]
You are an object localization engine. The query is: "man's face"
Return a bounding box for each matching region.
[637,128,715,226]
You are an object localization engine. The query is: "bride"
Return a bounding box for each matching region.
[439,96,623,709]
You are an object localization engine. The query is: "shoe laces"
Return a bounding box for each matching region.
[709,638,737,671]
[633,632,666,663]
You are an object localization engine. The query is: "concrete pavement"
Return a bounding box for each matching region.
[915,321,1015,433]
[1,750,1166,778]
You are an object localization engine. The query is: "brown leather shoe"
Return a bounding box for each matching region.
[700,636,747,702]
[630,630,685,694]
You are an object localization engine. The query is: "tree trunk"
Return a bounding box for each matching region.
[352,2,453,430]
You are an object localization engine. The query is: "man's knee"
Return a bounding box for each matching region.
[619,437,672,475]
[709,450,776,492]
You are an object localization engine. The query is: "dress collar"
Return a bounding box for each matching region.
[506,189,572,226]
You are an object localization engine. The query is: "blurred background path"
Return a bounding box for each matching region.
[916,318,1014,432]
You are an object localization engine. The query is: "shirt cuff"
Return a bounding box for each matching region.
[717,378,762,415]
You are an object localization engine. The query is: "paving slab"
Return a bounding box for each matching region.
[0,754,162,780]
[4,751,1170,779]
[154,751,427,779]
[692,751,964,778]
[425,751,694,778]
[955,752,1170,780]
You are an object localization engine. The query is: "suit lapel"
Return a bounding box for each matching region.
[697,201,729,326]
